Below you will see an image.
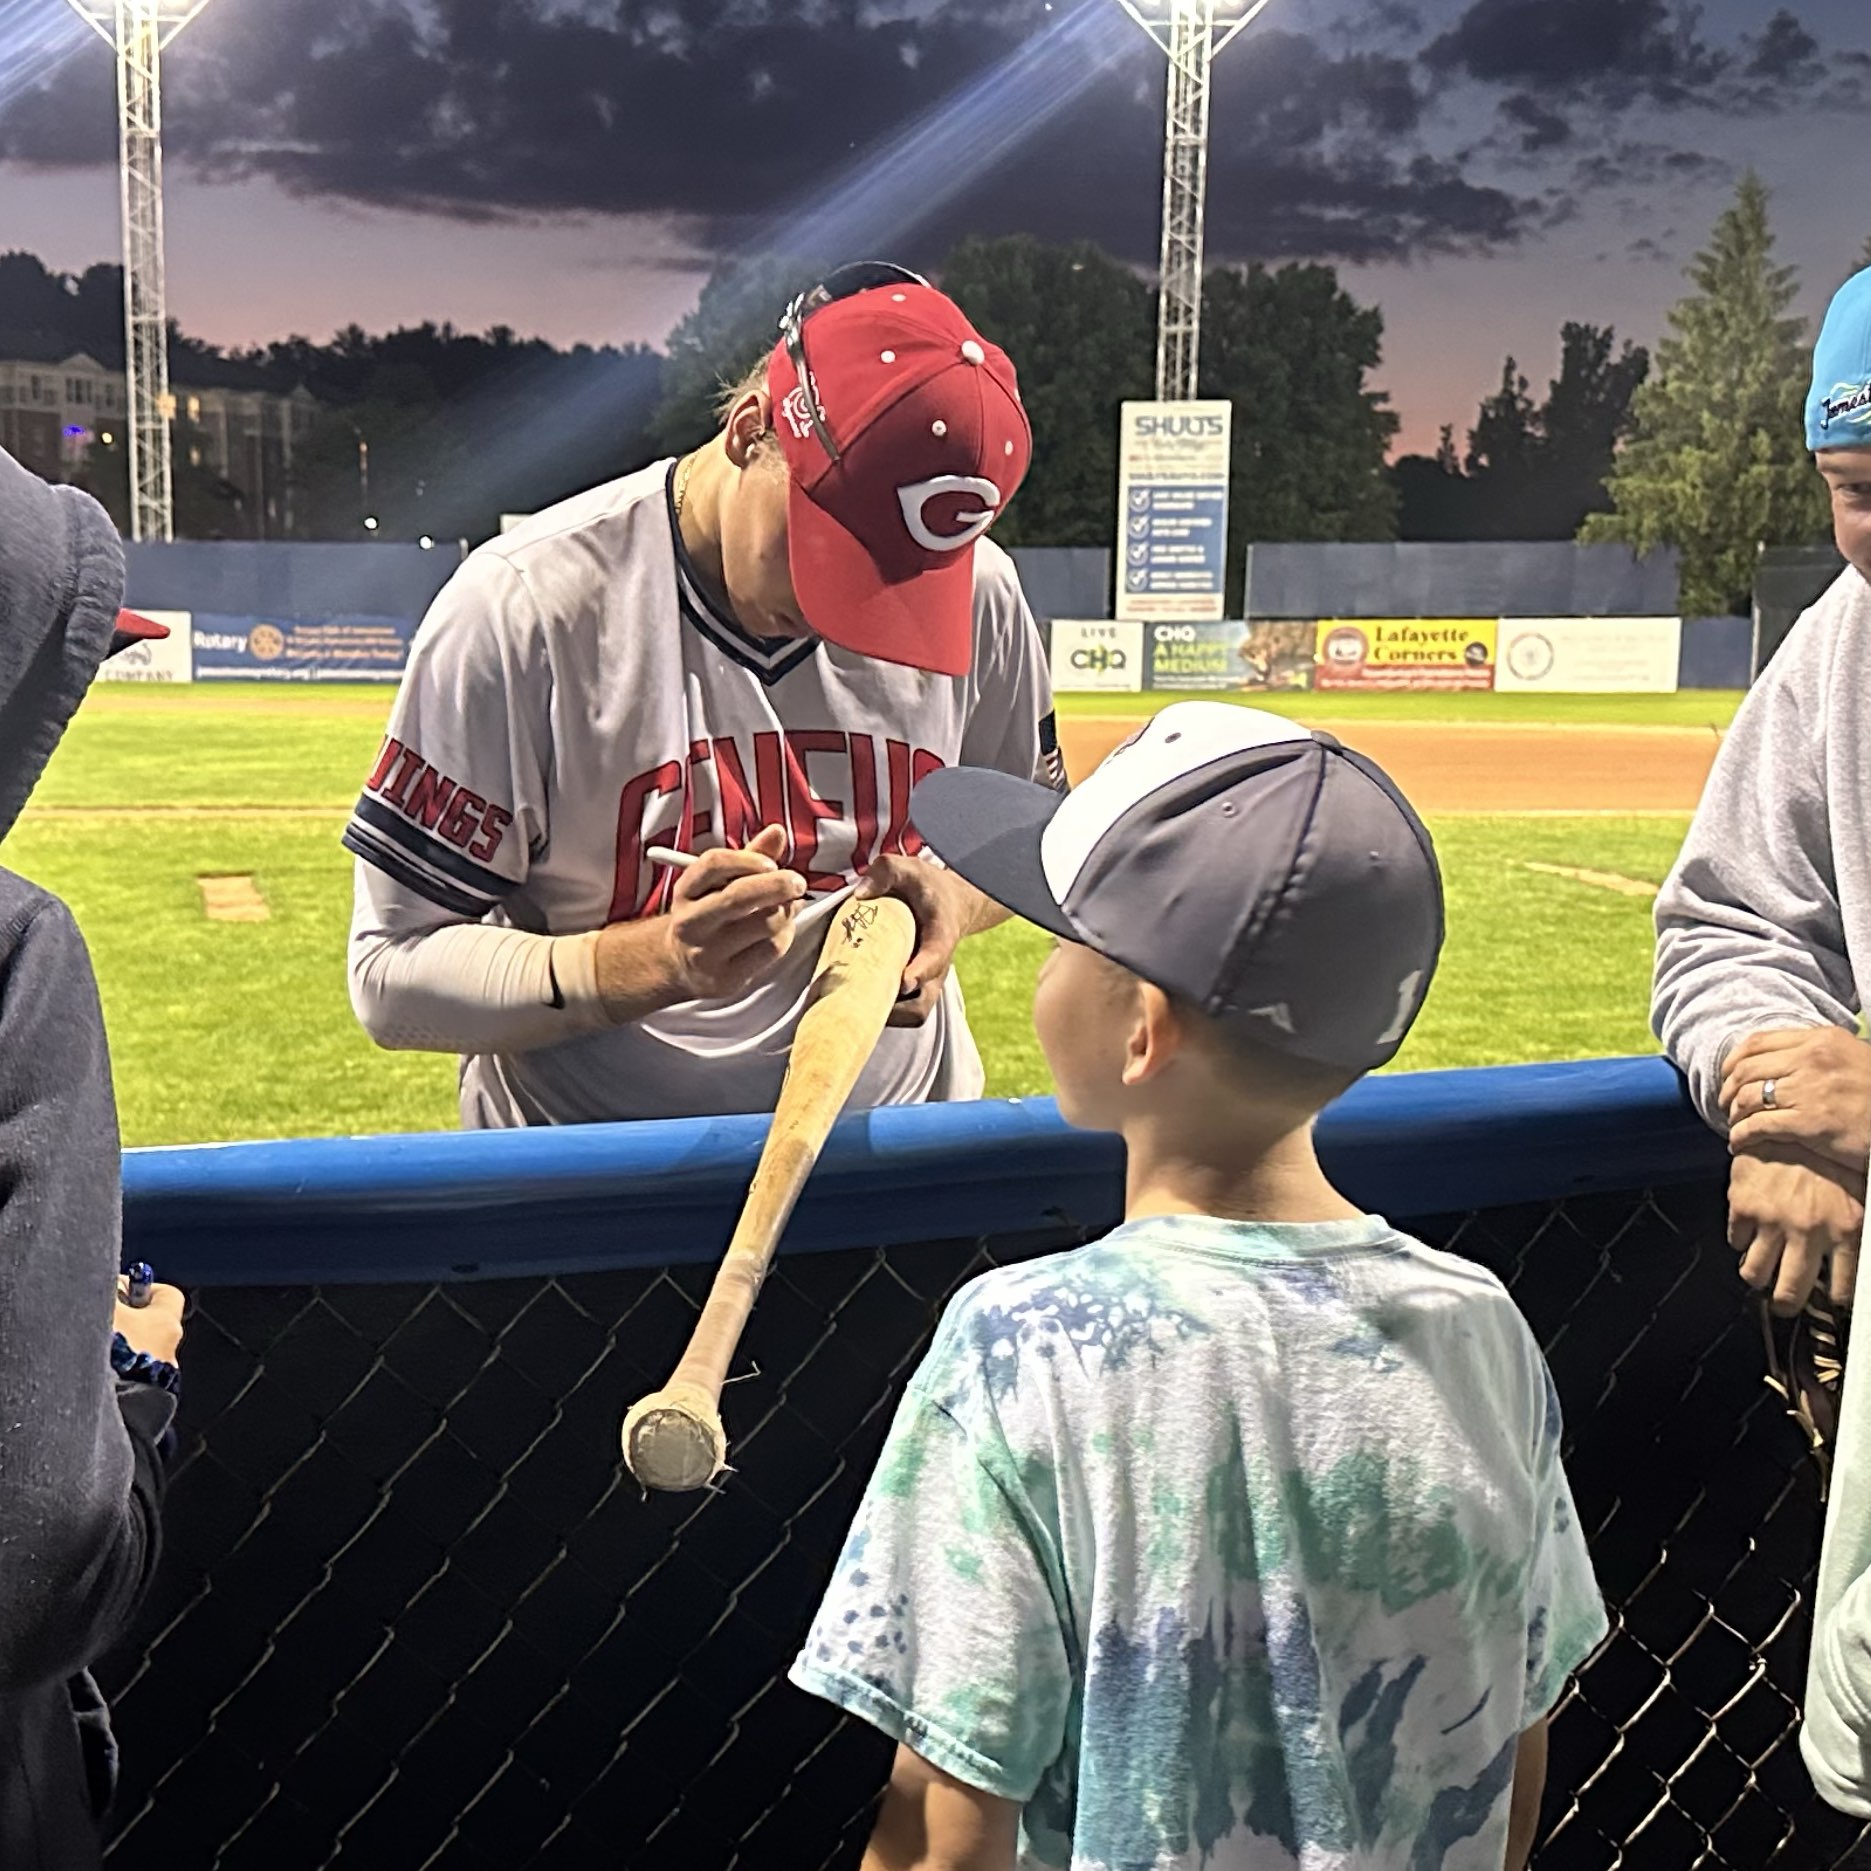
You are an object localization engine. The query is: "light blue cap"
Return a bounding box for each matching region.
[1809,268,1871,452]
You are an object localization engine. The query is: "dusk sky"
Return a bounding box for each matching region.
[1,0,1865,454]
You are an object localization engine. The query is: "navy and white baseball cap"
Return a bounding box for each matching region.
[911,700,1444,1073]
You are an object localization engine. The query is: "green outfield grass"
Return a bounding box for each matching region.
[1,684,1697,1146]
[7,813,460,1143]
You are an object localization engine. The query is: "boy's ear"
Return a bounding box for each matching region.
[1122,982,1186,1088]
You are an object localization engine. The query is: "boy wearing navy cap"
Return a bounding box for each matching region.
[791,701,1606,1871]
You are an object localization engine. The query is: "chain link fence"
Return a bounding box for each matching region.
[96,1177,1871,1869]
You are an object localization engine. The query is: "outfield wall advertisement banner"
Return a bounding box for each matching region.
[93,610,195,683]
[1050,620,1143,692]
[1495,616,1682,693]
[1143,621,1315,692]
[1056,613,1684,694]
[1313,619,1497,691]
[191,614,418,682]
[1115,401,1231,623]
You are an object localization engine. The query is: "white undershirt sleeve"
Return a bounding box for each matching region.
[348,868,616,1055]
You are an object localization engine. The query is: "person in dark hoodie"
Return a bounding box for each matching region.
[0,443,186,1871]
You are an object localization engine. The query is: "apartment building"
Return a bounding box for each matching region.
[0,333,318,535]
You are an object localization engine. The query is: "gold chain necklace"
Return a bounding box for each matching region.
[673,451,697,522]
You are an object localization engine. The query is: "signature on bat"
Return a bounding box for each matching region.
[839,899,885,946]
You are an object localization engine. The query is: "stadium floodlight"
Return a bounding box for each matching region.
[1117,0,1273,401]
[60,0,215,542]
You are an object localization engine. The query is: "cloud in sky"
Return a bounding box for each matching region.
[1423,0,1725,100]
[0,0,1863,272]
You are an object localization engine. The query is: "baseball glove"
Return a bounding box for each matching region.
[1762,1286,1852,1497]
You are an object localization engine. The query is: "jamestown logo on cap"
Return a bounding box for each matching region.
[1819,380,1871,435]
[1808,268,1871,453]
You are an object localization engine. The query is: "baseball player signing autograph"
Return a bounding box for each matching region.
[345,265,1063,1126]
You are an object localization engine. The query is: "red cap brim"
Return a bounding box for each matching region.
[787,480,975,678]
[107,609,170,659]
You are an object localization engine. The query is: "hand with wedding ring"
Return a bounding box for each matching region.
[1721,1024,1871,1172]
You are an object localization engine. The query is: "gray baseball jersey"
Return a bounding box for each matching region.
[344,460,1061,1126]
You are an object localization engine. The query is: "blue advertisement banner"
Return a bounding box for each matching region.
[191,614,418,682]
[1116,401,1232,623]
[1124,484,1227,601]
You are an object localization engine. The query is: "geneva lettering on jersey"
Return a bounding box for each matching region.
[363,736,515,863]
[609,728,943,922]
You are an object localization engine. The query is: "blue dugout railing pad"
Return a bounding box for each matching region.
[121,1055,1726,1287]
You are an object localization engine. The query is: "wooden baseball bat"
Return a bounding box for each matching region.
[621,893,918,1492]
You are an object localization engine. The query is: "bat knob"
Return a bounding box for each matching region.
[621,1383,728,1492]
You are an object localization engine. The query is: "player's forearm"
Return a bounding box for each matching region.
[588,913,701,1023]
[350,920,625,1053]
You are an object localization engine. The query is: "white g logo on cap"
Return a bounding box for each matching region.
[897,475,1002,552]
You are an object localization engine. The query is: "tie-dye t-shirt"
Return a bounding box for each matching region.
[790,1213,1606,1870]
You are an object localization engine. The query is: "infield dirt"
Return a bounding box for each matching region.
[1056,717,1719,813]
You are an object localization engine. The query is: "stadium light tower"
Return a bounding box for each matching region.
[1117,0,1273,401]
[60,0,214,541]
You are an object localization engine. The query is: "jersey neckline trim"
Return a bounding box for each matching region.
[665,460,820,687]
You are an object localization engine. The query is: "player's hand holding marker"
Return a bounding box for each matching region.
[595,826,806,1010]
[659,825,808,1000]
[628,832,996,1025]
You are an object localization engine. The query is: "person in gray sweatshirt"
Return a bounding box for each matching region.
[1652,264,1871,1815]
[0,444,187,1870]
[1653,277,1871,1326]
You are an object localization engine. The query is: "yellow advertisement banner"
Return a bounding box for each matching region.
[1313,619,1498,691]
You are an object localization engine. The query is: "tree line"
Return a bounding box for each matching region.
[0,173,1856,613]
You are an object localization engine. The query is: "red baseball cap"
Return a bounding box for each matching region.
[768,283,1030,678]
[108,609,169,659]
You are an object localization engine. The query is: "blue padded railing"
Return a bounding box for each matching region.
[123,1054,1726,1286]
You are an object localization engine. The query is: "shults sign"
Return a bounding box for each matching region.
[1115,400,1232,625]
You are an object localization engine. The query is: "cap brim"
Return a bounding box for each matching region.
[787,479,975,678]
[910,766,1079,940]
[108,609,169,659]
